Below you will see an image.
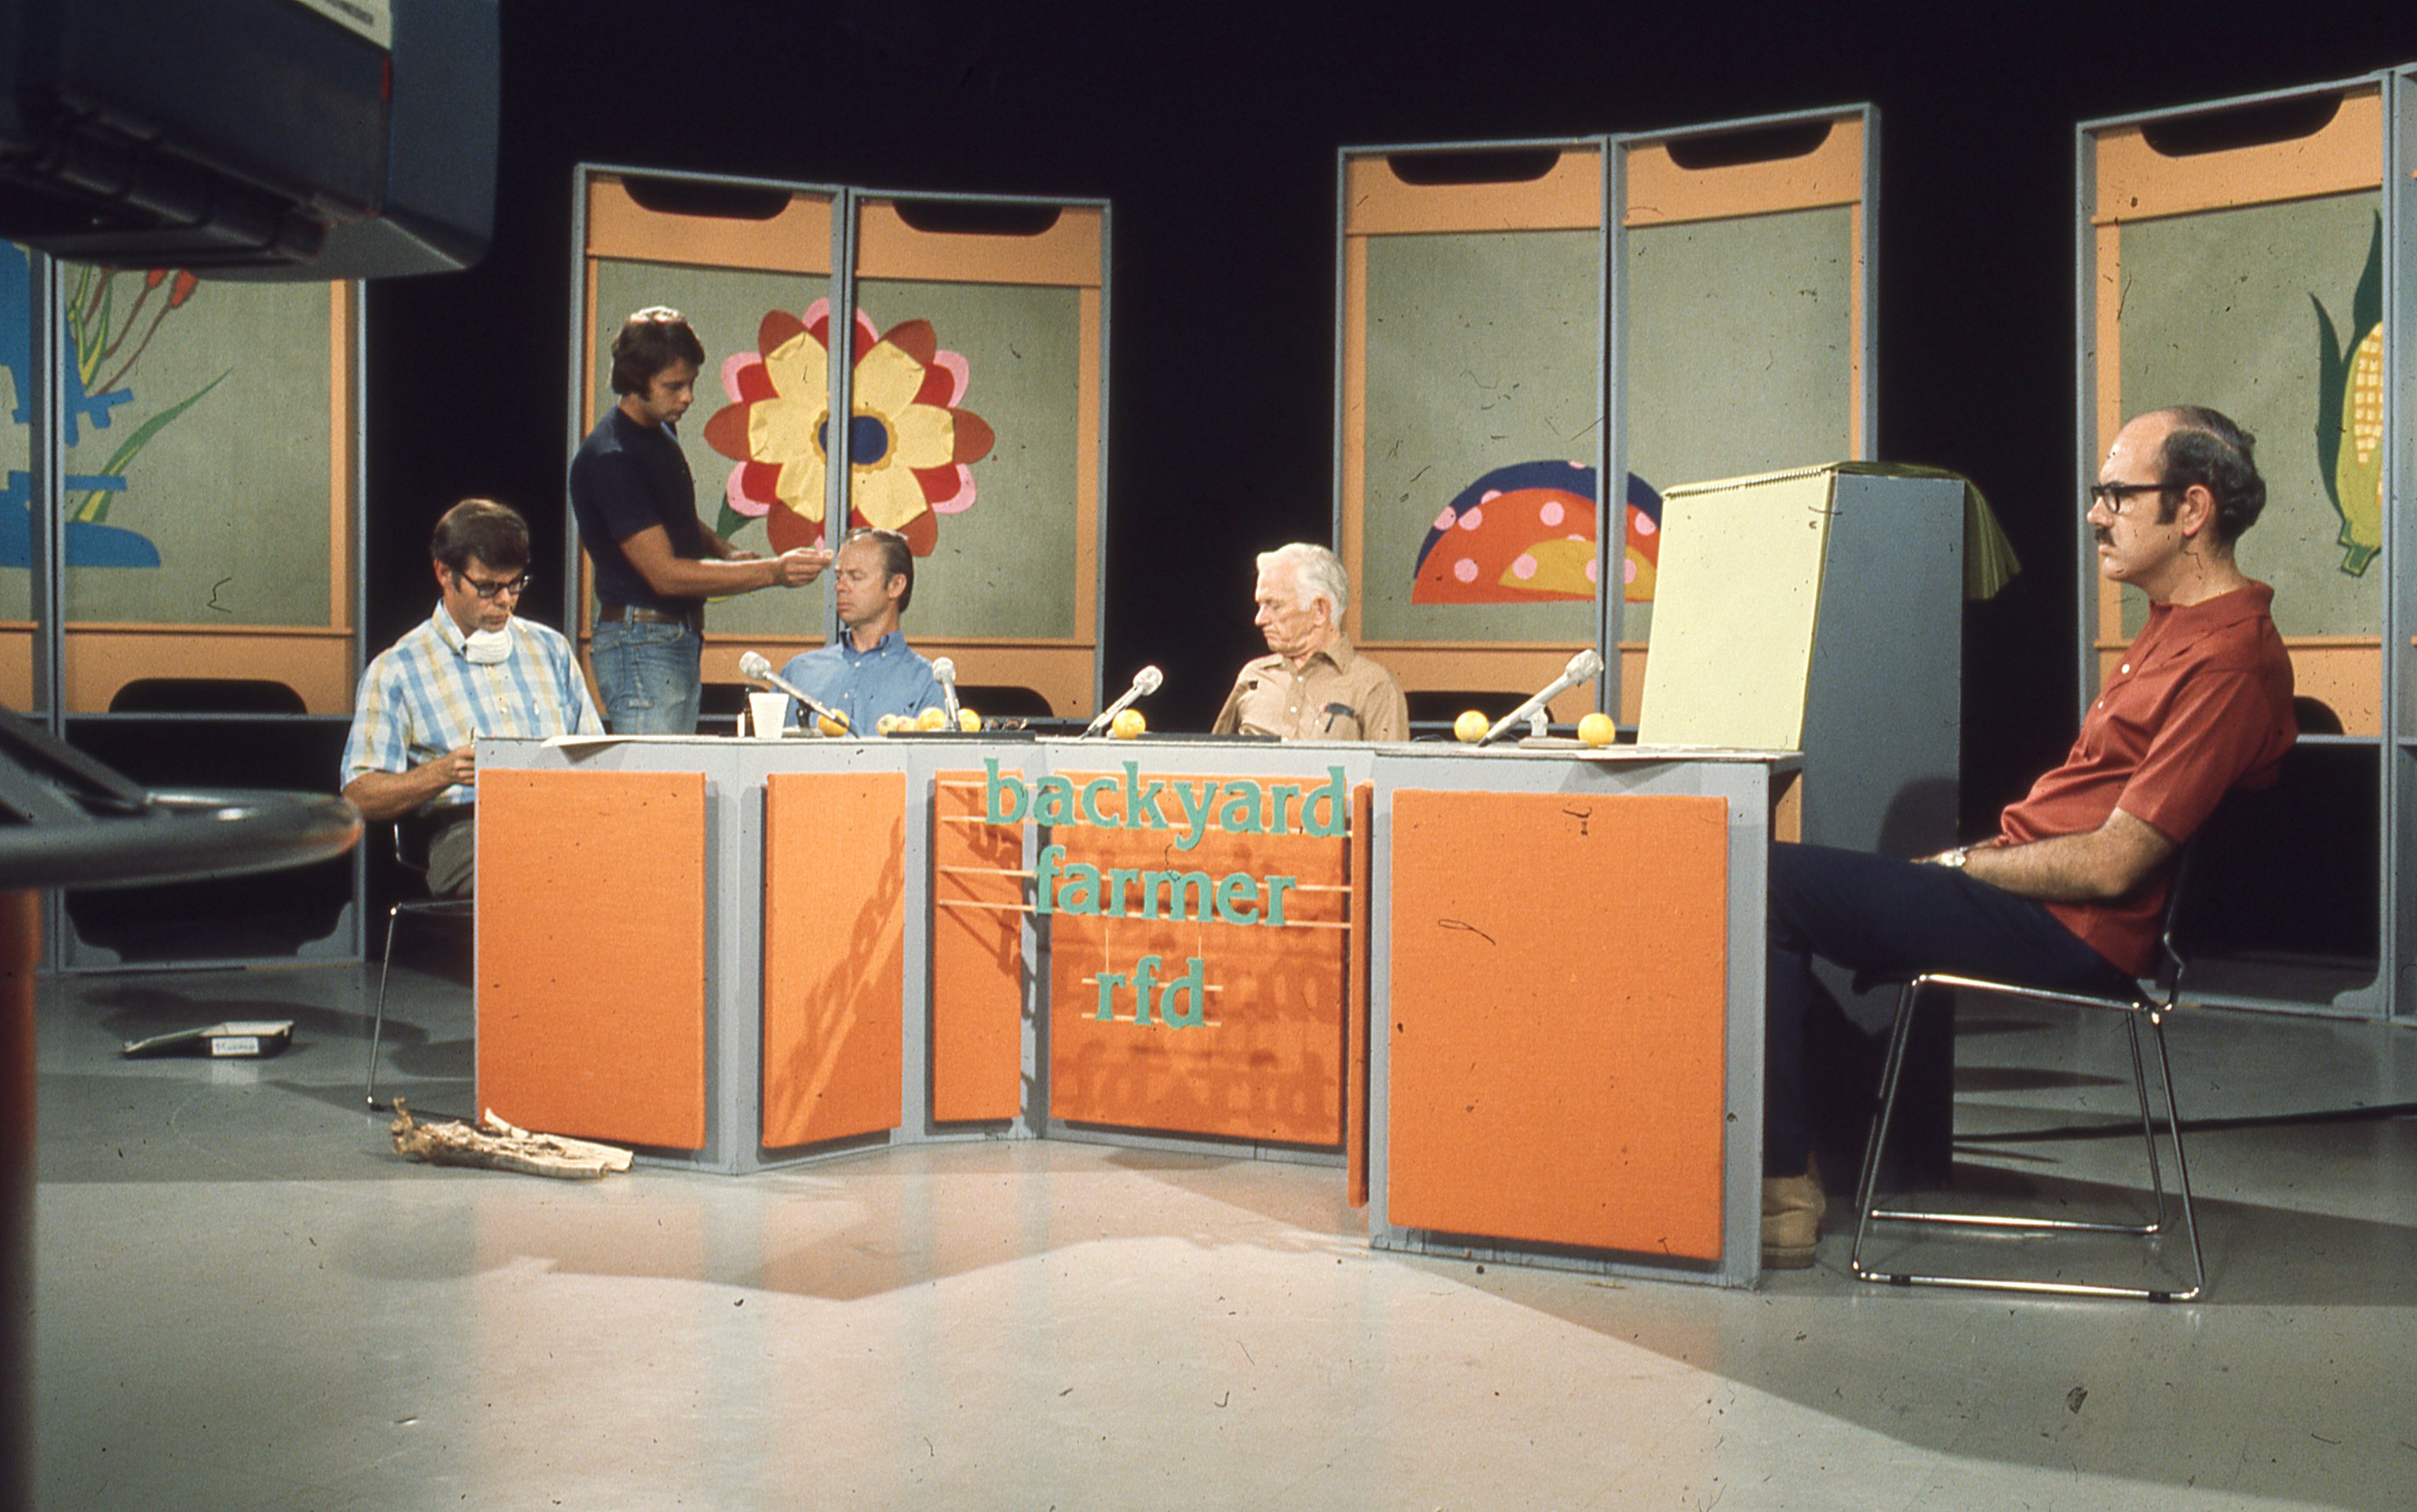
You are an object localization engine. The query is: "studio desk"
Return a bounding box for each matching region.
[474,733,1797,1288]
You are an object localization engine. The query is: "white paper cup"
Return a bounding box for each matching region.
[748,691,791,738]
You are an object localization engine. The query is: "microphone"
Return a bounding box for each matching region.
[1082,665,1164,737]
[930,655,962,725]
[738,650,853,736]
[1481,648,1606,745]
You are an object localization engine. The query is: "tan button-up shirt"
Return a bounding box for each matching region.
[1211,636,1409,742]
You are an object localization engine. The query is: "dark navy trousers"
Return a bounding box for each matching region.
[1764,842,2135,1177]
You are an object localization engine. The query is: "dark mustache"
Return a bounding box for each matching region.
[2094,527,2113,546]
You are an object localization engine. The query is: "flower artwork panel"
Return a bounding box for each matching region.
[0,248,337,627]
[2114,189,2382,642]
[1358,228,1603,646]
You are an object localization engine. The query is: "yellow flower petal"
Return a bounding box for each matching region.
[749,399,826,468]
[775,451,825,519]
[762,330,826,406]
[854,337,928,417]
[850,461,928,529]
[888,403,957,468]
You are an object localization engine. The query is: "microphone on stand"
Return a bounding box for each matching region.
[1481,649,1606,745]
[738,650,854,736]
[930,656,962,726]
[1082,665,1164,737]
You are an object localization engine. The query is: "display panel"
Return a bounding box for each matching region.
[0,246,359,712]
[1613,108,1874,714]
[2085,89,2387,733]
[1337,140,1610,717]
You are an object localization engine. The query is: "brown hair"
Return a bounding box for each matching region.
[608,306,706,396]
[430,497,530,574]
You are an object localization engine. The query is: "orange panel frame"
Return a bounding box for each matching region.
[1387,790,1729,1259]
[931,770,1025,1123]
[476,769,709,1149]
[1046,770,1351,1146]
[762,771,906,1148]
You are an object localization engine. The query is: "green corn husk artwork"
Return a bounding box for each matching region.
[2312,213,2382,577]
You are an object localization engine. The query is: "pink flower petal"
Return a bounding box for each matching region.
[1459,507,1484,531]
[721,352,758,402]
[1511,552,1537,581]
[1453,558,1478,583]
[1539,501,1564,527]
[928,463,978,515]
[725,468,771,518]
[928,350,970,407]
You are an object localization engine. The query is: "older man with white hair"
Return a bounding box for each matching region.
[1211,542,1408,741]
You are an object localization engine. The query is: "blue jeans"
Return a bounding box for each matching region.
[591,617,702,735]
[1765,842,2134,1178]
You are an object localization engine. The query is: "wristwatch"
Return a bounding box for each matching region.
[1937,846,1970,869]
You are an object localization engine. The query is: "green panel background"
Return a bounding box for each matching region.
[1360,229,1601,644]
[0,269,336,626]
[590,264,1082,641]
[1623,206,1856,642]
[851,276,1081,642]
[590,260,829,639]
[2116,190,2381,639]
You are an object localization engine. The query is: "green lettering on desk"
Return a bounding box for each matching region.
[1031,775,1076,827]
[1140,869,1212,920]
[1263,874,1296,927]
[1103,866,1139,917]
[1303,767,1349,836]
[1080,774,1120,828]
[1214,873,1260,924]
[1092,969,1128,1020]
[984,760,1027,824]
[1173,779,1222,852]
[1268,783,1300,836]
[1129,956,1163,1026]
[1157,956,1206,1029]
[1218,782,1263,836]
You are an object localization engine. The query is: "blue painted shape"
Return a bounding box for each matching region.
[1,243,141,444]
[0,470,155,568]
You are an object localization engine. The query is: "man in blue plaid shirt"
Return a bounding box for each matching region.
[341,499,601,895]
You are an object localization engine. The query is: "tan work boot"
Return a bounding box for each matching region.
[1761,1153,1825,1270]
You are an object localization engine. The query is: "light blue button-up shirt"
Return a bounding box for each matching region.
[780,632,942,730]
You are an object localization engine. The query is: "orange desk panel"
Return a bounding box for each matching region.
[1387,790,1729,1259]
[762,772,906,1148]
[477,769,708,1150]
[1048,771,1349,1146]
[931,771,1025,1123]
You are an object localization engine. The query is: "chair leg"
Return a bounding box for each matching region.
[2145,1009,2205,1302]
[2123,1015,2170,1231]
[365,902,406,1109]
[1848,979,1924,1281]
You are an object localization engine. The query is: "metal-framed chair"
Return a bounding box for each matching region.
[1847,843,2207,1302]
[363,821,473,1110]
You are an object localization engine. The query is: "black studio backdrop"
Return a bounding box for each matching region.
[330,0,2417,942]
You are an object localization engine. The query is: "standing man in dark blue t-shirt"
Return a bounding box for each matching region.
[569,306,830,734]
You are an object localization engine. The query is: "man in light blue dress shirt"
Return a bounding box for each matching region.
[779,527,944,731]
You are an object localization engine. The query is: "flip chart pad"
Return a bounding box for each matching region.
[1635,468,1833,749]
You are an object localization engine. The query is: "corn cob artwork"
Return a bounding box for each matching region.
[2312,213,2382,576]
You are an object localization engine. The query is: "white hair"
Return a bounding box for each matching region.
[1256,542,1349,623]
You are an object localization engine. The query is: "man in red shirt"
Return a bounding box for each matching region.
[1760,406,2296,1269]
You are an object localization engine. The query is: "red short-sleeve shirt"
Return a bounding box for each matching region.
[1995,581,2295,975]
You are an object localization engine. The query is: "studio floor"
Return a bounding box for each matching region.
[29,946,2417,1510]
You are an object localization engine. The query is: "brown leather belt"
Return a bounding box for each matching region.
[597,601,702,629]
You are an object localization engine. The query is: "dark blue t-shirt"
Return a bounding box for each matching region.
[568,406,708,616]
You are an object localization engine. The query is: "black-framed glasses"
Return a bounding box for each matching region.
[2087,481,2177,516]
[455,570,531,601]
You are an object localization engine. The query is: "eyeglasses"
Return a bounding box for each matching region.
[454,570,531,601]
[2087,481,2177,516]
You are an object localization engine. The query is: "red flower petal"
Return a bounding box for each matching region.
[949,407,995,465]
[912,465,963,505]
[734,360,778,403]
[898,508,938,556]
[912,363,955,408]
[766,500,819,552]
[739,461,786,505]
[757,309,807,356]
[702,401,755,461]
[880,319,937,368]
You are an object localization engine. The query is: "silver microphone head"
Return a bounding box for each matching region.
[738,650,772,680]
[1133,665,1164,695]
[931,656,957,684]
[1566,648,1606,680]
